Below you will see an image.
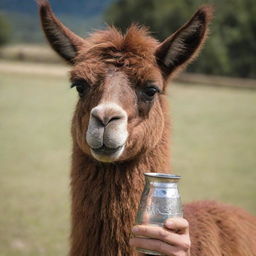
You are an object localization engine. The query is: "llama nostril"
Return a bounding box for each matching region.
[107,116,122,124]
[100,115,122,126]
[91,107,124,127]
[91,112,105,126]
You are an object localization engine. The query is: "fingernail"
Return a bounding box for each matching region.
[165,220,172,228]
[129,238,135,246]
[132,226,139,233]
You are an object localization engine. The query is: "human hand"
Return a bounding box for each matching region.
[129,217,191,256]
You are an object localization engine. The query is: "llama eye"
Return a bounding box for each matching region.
[142,86,160,100]
[71,79,90,97]
[76,85,85,95]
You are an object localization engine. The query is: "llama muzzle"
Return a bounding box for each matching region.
[86,102,128,162]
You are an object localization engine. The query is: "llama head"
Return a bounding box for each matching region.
[39,0,213,163]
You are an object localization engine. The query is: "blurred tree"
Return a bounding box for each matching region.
[0,14,11,46]
[105,0,256,78]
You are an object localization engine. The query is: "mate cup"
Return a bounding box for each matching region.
[135,173,183,255]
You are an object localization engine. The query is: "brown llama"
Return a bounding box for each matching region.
[38,1,256,255]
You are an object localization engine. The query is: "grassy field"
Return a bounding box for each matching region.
[0,63,256,255]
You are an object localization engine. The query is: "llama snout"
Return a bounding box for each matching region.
[86,103,128,162]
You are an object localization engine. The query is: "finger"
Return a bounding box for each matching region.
[132,225,189,249]
[130,237,180,256]
[164,217,189,233]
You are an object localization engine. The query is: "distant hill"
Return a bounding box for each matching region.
[0,0,115,43]
[0,0,114,17]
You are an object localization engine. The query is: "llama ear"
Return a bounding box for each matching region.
[38,0,84,64]
[155,6,213,78]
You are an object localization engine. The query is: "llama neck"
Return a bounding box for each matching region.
[70,125,170,256]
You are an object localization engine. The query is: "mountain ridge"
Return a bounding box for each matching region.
[0,0,115,43]
[0,0,114,17]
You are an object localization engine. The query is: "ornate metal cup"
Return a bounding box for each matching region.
[135,173,182,255]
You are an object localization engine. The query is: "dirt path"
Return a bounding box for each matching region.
[0,60,69,77]
[1,60,255,89]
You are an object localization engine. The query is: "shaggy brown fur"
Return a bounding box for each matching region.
[38,1,256,256]
[184,201,256,256]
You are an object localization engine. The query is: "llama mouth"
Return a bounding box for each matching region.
[90,144,125,163]
[91,145,124,156]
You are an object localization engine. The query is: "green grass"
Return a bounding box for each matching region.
[0,67,255,255]
[170,84,256,210]
[0,71,73,256]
